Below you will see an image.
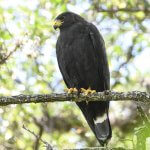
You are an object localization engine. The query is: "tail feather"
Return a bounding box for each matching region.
[94,113,111,144]
[76,101,112,146]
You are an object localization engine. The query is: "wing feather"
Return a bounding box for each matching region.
[87,23,110,90]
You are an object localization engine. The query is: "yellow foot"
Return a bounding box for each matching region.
[81,88,96,95]
[67,88,78,94]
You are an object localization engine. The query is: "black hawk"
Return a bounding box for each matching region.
[53,12,112,145]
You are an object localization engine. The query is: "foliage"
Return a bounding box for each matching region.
[0,0,149,149]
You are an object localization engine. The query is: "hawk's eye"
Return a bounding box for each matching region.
[61,16,65,20]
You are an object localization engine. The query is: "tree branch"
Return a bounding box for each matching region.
[23,125,53,150]
[0,41,21,65]
[66,148,132,150]
[0,91,149,106]
[97,8,150,13]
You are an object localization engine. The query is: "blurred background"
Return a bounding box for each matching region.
[0,0,150,149]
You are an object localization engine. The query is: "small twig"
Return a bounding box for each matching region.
[64,147,106,150]
[137,106,150,125]
[23,125,53,150]
[64,147,132,150]
[33,117,44,150]
[0,46,19,64]
[0,15,22,65]
[0,42,21,65]
[97,8,150,13]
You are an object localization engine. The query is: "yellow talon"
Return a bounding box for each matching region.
[81,87,96,95]
[73,88,78,92]
[85,88,92,95]
[81,88,87,93]
[91,90,96,94]
[67,88,78,94]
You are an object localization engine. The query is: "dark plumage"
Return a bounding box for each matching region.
[54,12,112,145]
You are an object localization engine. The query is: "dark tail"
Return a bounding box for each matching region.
[76,101,112,146]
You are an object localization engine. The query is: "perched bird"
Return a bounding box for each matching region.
[53,12,111,145]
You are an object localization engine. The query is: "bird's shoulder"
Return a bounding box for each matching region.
[86,23,105,47]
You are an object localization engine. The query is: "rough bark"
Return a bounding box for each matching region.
[0,90,149,106]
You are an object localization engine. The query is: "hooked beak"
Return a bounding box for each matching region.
[53,19,63,30]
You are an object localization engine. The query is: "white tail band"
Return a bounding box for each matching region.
[94,113,107,124]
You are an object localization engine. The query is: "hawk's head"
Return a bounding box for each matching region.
[53,12,85,30]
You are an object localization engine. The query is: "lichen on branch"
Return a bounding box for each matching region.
[0,91,149,106]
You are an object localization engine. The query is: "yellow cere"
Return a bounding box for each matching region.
[53,20,63,27]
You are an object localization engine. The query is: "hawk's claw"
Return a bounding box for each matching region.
[81,88,96,95]
[67,88,78,94]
